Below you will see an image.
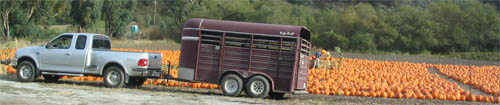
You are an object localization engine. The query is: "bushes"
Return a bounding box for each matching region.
[350,33,376,53]
[2,0,499,56]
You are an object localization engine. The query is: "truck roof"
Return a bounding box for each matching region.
[61,33,108,37]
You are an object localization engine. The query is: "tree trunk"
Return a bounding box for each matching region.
[2,10,10,40]
[78,25,83,32]
[27,6,34,21]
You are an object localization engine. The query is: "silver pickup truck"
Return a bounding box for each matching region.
[10,33,163,88]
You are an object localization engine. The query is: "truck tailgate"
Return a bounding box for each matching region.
[148,53,163,69]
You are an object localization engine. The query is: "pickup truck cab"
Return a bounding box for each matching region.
[11,33,163,88]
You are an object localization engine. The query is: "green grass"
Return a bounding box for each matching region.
[447,52,500,62]
[111,39,181,50]
[0,38,43,49]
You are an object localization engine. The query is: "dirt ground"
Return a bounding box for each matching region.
[0,75,497,105]
[1,53,499,105]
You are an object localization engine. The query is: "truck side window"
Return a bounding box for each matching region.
[75,35,87,49]
[92,36,111,49]
[50,35,73,49]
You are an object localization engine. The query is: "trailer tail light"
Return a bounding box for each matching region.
[138,58,148,66]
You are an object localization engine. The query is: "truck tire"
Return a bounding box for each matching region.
[103,66,125,88]
[269,92,285,99]
[16,61,37,82]
[221,74,243,97]
[245,76,270,98]
[42,75,60,82]
[126,77,146,87]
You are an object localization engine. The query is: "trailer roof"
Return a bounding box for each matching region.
[184,18,310,41]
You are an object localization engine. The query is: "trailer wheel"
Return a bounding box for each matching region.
[16,61,37,82]
[103,66,125,88]
[245,76,270,98]
[42,75,60,82]
[221,74,243,97]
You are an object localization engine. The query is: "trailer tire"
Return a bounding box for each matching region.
[103,66,125,88]
[245,76,270,98]
[221,74,243,97]
[16,61,37,82]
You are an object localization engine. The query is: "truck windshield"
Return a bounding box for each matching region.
[92,35,111,49]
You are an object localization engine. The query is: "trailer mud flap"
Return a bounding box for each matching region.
[178,67,195,81]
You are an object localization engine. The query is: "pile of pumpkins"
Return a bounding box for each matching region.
[307,58,500,103]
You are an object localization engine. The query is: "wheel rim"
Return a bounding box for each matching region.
[250,80,265,94]
[107,71,120,85]
[19,65,33,79]
[224,79,238,93]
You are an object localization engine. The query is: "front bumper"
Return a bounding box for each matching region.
[129,68,163,78]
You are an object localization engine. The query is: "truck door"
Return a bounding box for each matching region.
[39,35,74,72]
[66,35,89,73]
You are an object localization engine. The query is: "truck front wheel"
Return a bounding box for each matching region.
[221,74,243,97]
[103,66,125,88]
[16,61,37,82]
[245,76,270,98]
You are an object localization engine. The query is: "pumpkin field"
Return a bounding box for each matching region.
[1,48,500,104]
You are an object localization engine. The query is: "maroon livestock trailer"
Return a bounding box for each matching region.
[177,18,311,98]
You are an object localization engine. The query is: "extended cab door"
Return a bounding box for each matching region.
[39,35,74,72]
[66,35,89,73]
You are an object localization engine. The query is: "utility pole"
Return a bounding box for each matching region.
[153,0,157,28]
[151,0,157,39]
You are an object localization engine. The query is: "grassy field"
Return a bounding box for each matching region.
[111,39,180,50]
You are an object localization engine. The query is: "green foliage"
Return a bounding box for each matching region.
[350,32,376,52]
[0,0,22,39]
[70,0,102,32]
[1,0,499,60]
[313,32,349,49]
[102,0,136,38]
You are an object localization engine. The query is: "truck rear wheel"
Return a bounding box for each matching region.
[103,66,125,88]
[42,75,60,82]
[245,76,270,98]
[16,61,37,82]
[221,74,243,97]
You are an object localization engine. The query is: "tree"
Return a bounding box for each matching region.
[70,0,102,32]
[350,32,376,52]
[102,0,136,38]
[0,0,22,39]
